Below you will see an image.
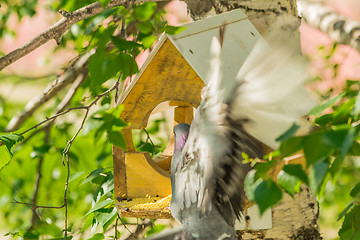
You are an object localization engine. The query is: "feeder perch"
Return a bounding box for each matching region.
[113,8,306,230]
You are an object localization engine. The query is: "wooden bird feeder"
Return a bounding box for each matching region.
[113,8,306,230]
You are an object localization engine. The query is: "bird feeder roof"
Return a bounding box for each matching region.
[119,8,262,129]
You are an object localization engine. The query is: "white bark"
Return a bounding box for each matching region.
[298,0,360,52]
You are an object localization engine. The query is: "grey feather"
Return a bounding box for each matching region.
[152,26,316,240]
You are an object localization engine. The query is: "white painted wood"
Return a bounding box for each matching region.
[168,8,262,98]
[235,205,272,230]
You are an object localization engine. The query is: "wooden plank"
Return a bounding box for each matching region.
[119,39,205,129]
[174,106,194,125]
[126,152,171,198]
[113,145,127,200]
[122,129,135,151]
[115,202,172,219]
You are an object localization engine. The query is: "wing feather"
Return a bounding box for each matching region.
[171,27,316,227]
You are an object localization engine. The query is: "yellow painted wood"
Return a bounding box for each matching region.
[125,152,172,198]
[113,145,127,199]
[122,129,135,152]
[113,38,204,214]
[119,39,205,129]
[116,201,172,219]
[174,106,194,125]
[152,106,194,172]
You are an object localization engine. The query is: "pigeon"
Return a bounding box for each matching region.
[148,27,316,240]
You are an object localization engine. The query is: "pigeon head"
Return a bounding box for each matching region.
[173,123,190,151]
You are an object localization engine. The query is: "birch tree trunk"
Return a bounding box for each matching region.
[298,0,360,53]
[180,0,321,239]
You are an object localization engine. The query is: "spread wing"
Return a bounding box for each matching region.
[171,29,316,225]
[171,36,263,225]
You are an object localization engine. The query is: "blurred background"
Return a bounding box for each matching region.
[0,0,360,239]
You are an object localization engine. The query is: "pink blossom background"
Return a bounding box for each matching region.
[2,0,359,96]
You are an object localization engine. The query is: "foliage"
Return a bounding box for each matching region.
[0,1,178,239]
[245,79,360,237]
[1,0,360,239]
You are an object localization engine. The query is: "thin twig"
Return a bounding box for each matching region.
[12,199,65,209]
[114,215,119,240]
[139,129,160,156]
[59,80,119,238]
[30,126,51,227]
[9,77,118,239]
[5,51,92,132]
[125,219,153,240]
[0,0,168,71]
[119,216,137,239]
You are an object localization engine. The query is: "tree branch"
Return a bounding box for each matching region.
[124,219,153,240]
[5,51,92,132]
[30,127,51,227]
[298,0,360,52]
[12,199,65,209]
[0,0,168,71]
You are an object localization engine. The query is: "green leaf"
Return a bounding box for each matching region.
[83,168,105,185]
[94,207,117,232]
[254,179,282,215]
[329,156,344,179]
[278,137,303,157]
[88,233,105,240]
[69,171,87,183]
[108,104,125,118]
[137,22,153,34]
[309,158,329,196]
[323,125,353,148]
[102,210,118,232]
[113,118,127,128]
[111,37,143,51]
[315,113,334,126]
[339,205,360,240]
[84,117,104,136]
[350,182,360,199]
[141,35,157,49]
[80,213,95,233]
[145,224,168,237]
[96,25,117,51]
[277,170,301,197]
[333,98,356,122]
[323,125,356,160]
[0,133,24,152]
[92,104,112,116]
[244,171,263,202]
[134,2,157,21]
[303,131,332,167]
[30,145,50,159]
[99,0,111,8]
[350,141,360,156]
[118,52,139,77]
[88,51,121,87]
[0,145,12,170]
[86,198,114,216]
[309,92,345,115]
[276,123,300,142]
[164,25,186,35]
[107,131,126,149]
[338,203,354,221]
[254,160,277,179]
[282,164,309,185]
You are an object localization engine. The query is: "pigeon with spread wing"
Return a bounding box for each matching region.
[149,28,316,240]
